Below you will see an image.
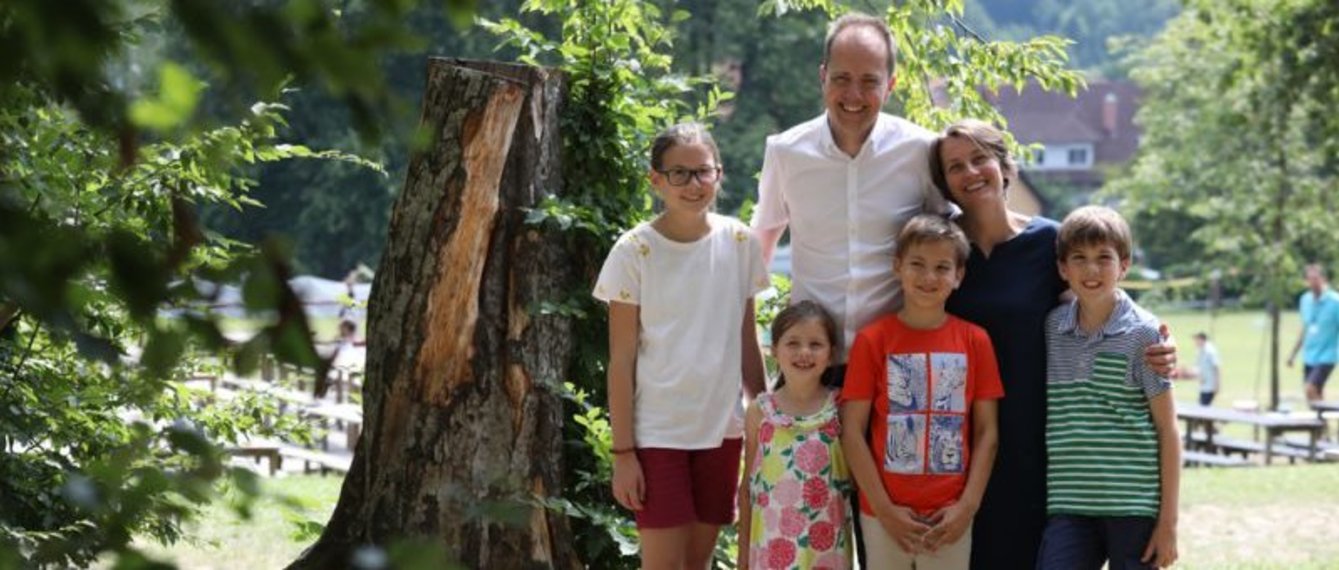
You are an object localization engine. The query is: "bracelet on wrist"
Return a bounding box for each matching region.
[611,446,636,455]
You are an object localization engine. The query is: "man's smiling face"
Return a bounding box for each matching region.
[820,26,894,149]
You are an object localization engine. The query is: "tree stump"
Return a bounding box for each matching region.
[289,59,579,569]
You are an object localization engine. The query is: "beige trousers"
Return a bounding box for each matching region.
[859,513,972,570]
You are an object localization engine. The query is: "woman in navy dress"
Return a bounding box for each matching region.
[929,119,1175,570]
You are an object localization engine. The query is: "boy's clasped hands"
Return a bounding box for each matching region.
[874,499,974,554]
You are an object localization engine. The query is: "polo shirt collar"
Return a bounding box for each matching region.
[1057,289,1137,338]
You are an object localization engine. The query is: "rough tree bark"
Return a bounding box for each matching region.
[289,59,580,569]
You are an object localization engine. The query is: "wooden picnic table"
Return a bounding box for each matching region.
[1310,400,1339,439]
[1178,405,1325,465]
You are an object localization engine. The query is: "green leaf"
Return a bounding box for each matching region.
[129,62,206,132]
[142,328,186,379]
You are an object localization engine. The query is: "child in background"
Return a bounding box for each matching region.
[593,122,769,569]
[1192,332,1221,406]
[840,214,1003,569]
[740,301,852,570]
[1038,205,1180,569]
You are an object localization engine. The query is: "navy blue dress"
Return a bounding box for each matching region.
[946,217,1067,570]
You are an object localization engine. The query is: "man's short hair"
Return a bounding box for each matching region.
[823,12,897,75]
[1057,205,1133,261]
[895,214,970,266]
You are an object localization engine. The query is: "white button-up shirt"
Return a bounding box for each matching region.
[753,113,949,361]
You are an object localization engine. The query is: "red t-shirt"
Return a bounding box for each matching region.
[843,314,1004,516]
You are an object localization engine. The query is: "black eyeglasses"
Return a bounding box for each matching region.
[657,166,722,186]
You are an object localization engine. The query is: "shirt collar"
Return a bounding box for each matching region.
[820,112,886,158]
[1057,288,1136,338]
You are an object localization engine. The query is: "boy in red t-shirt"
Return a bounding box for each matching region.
[841,214,1003,569]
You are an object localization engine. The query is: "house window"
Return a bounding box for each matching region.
[1068,148,1089,166]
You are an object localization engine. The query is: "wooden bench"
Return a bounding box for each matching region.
[1182,450,1252,467]
[1188,432,1263,456]
[278,445,352,475]
[225,440,283,476]
[1279,434,1339,461]
[1189,432,1313,463]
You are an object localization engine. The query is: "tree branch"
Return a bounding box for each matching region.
[950,14,987,43]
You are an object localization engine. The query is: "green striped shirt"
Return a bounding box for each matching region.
[1045,291,1170,517]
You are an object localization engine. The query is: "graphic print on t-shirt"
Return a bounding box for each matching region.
[929,415,965,473]
[884,352,969,475]
[930,353,968,412]
[887,354,927,412]
[885,413,925,473]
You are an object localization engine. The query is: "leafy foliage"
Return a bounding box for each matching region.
[0,71,366,567]
[1107,0,1339,407]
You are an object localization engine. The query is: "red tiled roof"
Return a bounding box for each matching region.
[986,79,1142,165]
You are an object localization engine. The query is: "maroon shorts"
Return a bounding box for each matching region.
[634,438,743,529]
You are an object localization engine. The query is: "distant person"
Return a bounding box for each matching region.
[332,318,363,369]
[842,215,1002,569]
[1192,332,1221,406]
[1038,206,1180,569]
[594,122,768,569]
[337,318,358,346]
[1287,263,1339,402]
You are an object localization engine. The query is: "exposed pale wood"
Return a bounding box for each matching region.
[289,59,578,569]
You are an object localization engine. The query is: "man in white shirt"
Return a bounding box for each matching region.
[751,12,948,367]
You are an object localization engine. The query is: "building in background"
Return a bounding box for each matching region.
[989,79,1143,210]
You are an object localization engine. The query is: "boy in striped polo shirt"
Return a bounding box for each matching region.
[1037,206,1181,569]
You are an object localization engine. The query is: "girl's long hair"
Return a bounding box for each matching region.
[771,300,840,390]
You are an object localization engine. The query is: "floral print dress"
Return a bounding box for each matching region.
[747,390,852,570]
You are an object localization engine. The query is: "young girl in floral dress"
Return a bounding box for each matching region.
[740,301,851,570]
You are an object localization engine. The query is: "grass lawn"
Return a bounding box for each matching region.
[117,465,1339,569]
[1179,464,1339,569]
[99,475,345,569]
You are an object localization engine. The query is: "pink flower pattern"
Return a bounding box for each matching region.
[794,439,831,474]
[808,521,837,552]
[803,477,829,510]
[746,392,851,569]
[771,478,801,508]
[766,538,797,570]
[780,507,806,538]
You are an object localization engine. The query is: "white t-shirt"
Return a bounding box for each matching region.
[1198,342,1221,393]
[752,112,949,360]
[593,214,770,449]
